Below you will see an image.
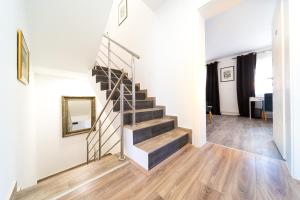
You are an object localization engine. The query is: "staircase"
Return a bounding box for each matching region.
[91,65,192,170]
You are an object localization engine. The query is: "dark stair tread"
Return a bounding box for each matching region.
[125,116,176,131]
[101,81,140,87]
[94,66,123,73]
[107,89,147,95]
[124,106,164,114]
[100,82,140,91]
[135,127,190,153]
[96,74,131,79]
[114,97,155,103]
[96,75,131,81]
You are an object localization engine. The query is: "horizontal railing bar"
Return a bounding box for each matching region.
[123,84,132,94]
[94,64,130,99]
[97,56,108,68]
[88,139,99,154]
[103,34,140,59]
[101,96,120,126]
[101,44,132,69]
[101,112,120,137]
[101,125,120,147]
[88,155,95,162]
[86,72,126,140]
[123,97,134,110]
[96,61,125,83]
[99,49,122,70]
[103,140,120,156]
[89,149,99,161]
[88,129,99,146]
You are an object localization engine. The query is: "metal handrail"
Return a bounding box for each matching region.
[87,34,140,163]
[101,44,132,69]
[103,34,140,59]
[86,72,125,140]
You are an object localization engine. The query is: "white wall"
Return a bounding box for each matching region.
[103,0,208,147]
[33,69,99,180]
[272,1,286,159]
[0,0,38,197]
[208,57,239,115]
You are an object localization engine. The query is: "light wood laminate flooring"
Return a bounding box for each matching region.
[58,143,299,200]
[207,115,283,160]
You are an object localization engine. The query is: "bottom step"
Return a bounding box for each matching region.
[135,128,191,170]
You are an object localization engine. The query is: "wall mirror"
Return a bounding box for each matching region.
[62,96,96,137]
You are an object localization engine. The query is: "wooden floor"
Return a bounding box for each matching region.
[15,155,127,200]
[207,115,283,160]
[57,143,300,200]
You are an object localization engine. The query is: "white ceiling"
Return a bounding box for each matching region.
[28,0,113,72]
[142,0,166,10]
[205,0,278,61]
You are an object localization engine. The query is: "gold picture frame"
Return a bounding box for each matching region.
[62,96,96,137]
[17,30,30,85]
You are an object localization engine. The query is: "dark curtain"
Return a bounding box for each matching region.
[236,53,257,117]
[206,62,221,115]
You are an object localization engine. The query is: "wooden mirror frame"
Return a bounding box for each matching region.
[62,96,96,137]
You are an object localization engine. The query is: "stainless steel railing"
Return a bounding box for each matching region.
[86,34,140,163]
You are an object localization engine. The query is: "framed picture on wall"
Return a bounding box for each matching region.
[118,0,128,26]
[220,66,235,82]
[17,30,30,85]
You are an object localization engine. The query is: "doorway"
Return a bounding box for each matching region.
[202,0,283,160]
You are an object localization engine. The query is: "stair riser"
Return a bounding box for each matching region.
[100,83,139,91]
[93,66,123,75]
[106,93,146,101]
[107,92,146,100]
[133,121,175,144]
[124,109,164,125]
[96,76,132,85]
[148,134,188,169]
[113,100,154,112]
[93,70,127,78]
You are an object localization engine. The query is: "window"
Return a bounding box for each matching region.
[255,51,273,97]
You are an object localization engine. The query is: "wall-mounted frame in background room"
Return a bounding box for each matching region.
[118,0,127,26]
[220,66,235,82]
[17,30,30,85]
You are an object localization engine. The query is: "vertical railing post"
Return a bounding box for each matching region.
[108,39,112,90]
[86,140,89,164]
[131,56,136,125]
[98,120,102,160]
[119,78,125,160]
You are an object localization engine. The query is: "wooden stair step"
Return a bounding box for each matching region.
[125,116,176,131]
[136,127,190,153]
[125,116,177,144]
[135,127,191,169]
